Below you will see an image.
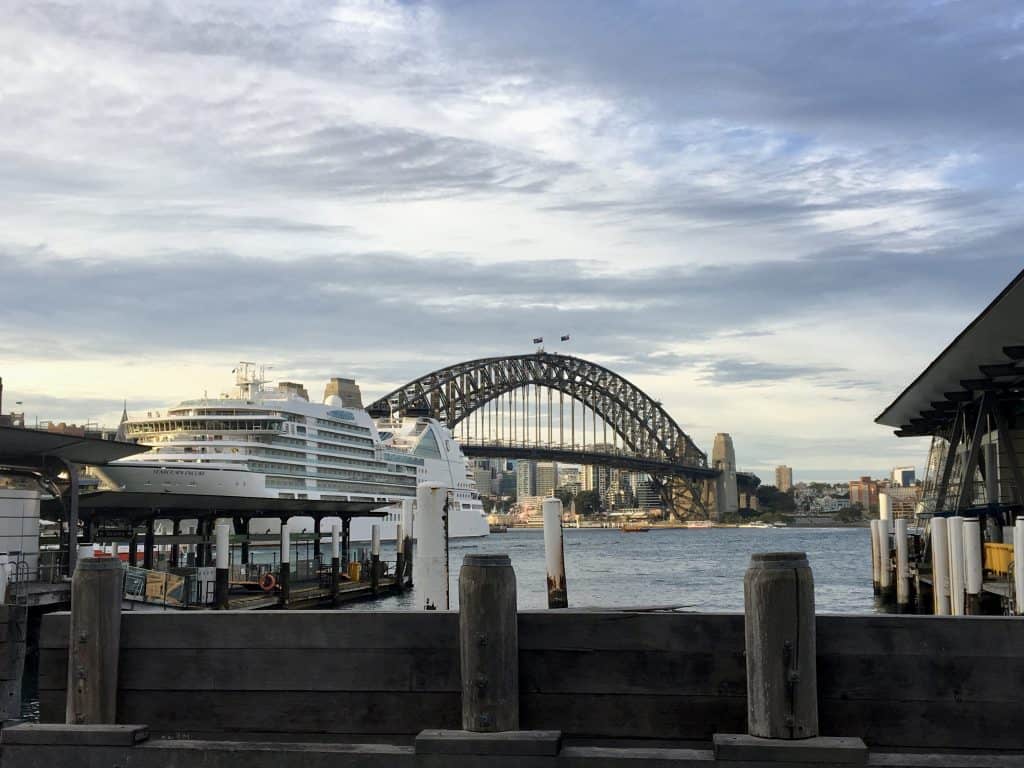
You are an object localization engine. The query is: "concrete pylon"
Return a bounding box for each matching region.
[712,433,739,520]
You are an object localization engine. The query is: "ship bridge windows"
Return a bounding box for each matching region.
[414,430,442,460]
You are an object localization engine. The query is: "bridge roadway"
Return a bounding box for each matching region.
[460,441,720,478]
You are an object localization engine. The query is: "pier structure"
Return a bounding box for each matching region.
[8,550,1024,766]
[40,490,407,610]
[367,352,752,519]
[876,267,1024,614]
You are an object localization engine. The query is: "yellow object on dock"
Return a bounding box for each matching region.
[984,543,1013,576]
[347,562,362,581]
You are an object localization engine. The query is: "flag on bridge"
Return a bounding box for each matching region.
[533,337,544,344]
[560,334,571,341]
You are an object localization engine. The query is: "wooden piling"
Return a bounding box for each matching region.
[930,517,950,615]
[869,520,881,595]
[414,482,449,610]
[743,552,818,739]
[395,523,405,594]
[459,553,519,732]
[170,518,180,568]
[542,497,568,608]
[143,518,155,569]
[895,518,910,611]
[962,517,983,615]
[65,557,122,725]
[214,522,230,610]
[370,524,381,595]
[401,499,414,586]
[878,520,892,601]
[947,516,965,615]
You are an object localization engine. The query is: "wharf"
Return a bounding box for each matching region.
[226,574,404,610]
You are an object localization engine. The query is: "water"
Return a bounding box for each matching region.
[344,526,876,613]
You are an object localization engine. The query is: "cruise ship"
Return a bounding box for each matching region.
[93,364,488,541]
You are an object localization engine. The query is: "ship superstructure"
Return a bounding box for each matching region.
[94,364,488,540]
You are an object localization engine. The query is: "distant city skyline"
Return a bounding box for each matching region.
[3,2,1021,480]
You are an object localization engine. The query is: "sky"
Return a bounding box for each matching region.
[1,0,1023,483]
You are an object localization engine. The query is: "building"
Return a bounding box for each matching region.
[516,460,536,498]
[712,433,739,519]
[471,463,495,497]
[557,466,580,488]
[536,462,558,498]
[775,465,793,492]
[849,476,879,513]
[891,467,916,487]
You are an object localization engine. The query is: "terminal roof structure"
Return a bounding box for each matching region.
[0,425,145,468]
[876,268,1024,437]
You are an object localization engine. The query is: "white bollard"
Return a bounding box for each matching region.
[414,482,450,610]
[280,521,291,564]
[542,497,568,608]
[870,520,881,594]
[1015,521,1024,616]
[331,524,340,561]
[962,518,983,614]
[931,518,950,616]
[947,516,965,615]
[895,518,910,609]
[77,543,96,562]
[215,522,230,609]
[401,498,415,541]
[371,524,381,557]
[878,518,892,594]
[879,493,892,531]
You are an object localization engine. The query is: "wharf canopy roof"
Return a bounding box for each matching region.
[876,268,1024,436]
[0,425,145,467]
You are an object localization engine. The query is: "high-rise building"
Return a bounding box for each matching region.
[891,467,916,487]
[472,463,495,497]
[516,460,537,499]
[849,476,879,513]
[712,433,739,519]
[775,465,794,493]
[536,462,559,497]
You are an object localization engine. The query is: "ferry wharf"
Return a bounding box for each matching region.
[40,490,412,611]
[4,548,1023,768]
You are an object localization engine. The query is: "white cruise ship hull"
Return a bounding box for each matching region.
[93,462,489,541]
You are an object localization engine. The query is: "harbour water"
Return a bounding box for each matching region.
[345,526,875,613]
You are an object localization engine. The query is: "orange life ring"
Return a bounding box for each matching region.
[259,572,277,592]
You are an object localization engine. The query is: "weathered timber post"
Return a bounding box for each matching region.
[279,519,291,608]
[895,518,910,611]
[66,557,122,724]
[962,517,983,615]
[395,523,405,594]
[869,520,881,595]
[414,482,450,610]
[215,522,230,610]
[947,515,965,615]
[330,523,340,606]
[542,497,568,608]
[743,552,818,739]
[370,524,381,595]
[459,554,518,731]
[127,529,138,568]
[931,517,950,615]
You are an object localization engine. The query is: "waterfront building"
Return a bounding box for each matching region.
[472,462,495,497]
[536,462,558,497]
[849,476,879,513]
[517,460,537,498]
[775,465,794,492]
[891,466,916,487]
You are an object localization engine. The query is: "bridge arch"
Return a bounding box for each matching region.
[366,352,707,472]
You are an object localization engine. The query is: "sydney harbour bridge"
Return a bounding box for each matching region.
[367,352,754,519]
